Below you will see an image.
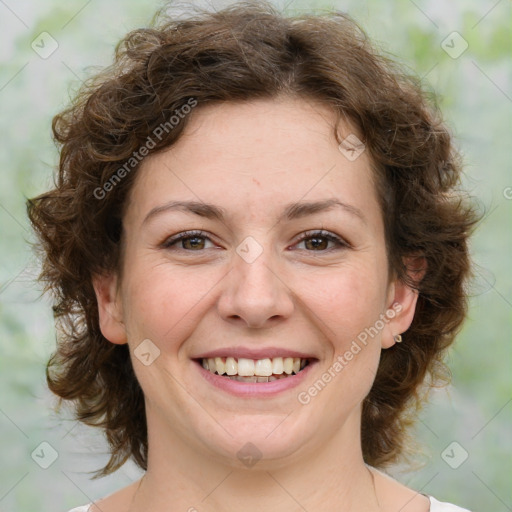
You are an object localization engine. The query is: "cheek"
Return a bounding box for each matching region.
[298,263,387,403]
[300,262,389,345]
[323,269,388,391]
[121,260,215,350]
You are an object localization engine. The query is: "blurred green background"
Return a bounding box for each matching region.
[0,1,510,511]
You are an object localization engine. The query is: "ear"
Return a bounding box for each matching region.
[381,256,426,349]
[92,271,127,345]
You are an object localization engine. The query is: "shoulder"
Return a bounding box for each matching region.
[367,466,471,512]
[66,478,142,512]
[428,496,473,512]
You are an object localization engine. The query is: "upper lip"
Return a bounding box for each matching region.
[194,347,317,360]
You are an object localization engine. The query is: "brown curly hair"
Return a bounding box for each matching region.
[27,1,479,478]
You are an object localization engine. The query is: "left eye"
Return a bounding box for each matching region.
[161,229,347,252]
[294,230,347,251]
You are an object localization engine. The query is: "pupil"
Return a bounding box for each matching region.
[185,236,204,249]
[307,237,327,250]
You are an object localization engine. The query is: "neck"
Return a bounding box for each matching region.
[129,407,381,512]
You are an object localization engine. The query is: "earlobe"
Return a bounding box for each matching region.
[381,283,419,349]
[92,272,127,345]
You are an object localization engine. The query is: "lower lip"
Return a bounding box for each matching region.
[193,360,317,398]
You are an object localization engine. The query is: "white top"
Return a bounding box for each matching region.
[67,496,472,511]
[429,497,472,511]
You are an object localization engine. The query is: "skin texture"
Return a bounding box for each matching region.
[92,97,429,512]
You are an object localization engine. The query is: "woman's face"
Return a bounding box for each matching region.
[95,96,417,468]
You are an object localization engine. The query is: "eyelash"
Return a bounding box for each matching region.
[161,229,349,253]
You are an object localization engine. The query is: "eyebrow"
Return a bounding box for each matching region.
[142,198,366,225]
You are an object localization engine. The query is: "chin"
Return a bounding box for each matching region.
[195,412,318,468]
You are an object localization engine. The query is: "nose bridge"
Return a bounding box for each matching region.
[218,235,294,327]
[235,239,278,293]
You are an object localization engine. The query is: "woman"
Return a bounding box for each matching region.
[27,2,478,511]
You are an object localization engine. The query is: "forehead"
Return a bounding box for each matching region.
[125,96,381,228]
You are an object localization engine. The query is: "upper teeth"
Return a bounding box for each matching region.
[202,357,307,376]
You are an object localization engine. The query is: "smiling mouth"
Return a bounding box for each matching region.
[196,357,311,382]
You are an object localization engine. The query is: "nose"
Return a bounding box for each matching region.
[217,244,294,329]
